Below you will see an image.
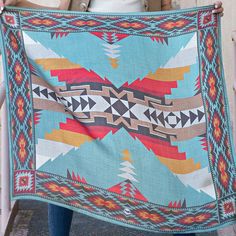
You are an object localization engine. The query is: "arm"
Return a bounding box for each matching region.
[161,0,172,11]
[1,0,71,10]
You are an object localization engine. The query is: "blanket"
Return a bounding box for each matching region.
[1,5,236,234]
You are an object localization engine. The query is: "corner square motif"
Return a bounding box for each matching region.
[220,197,236,220]
[2,12,19,28]
[14,170,35,194]
[198,10,218,29]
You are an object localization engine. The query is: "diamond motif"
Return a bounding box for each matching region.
[198,10,217,29]
[220,198,236,219]
[2,12,19,28]
[112,100,129,116]
[14,170,35,194]
[207,71,217,101]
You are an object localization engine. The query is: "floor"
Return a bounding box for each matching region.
[9,200,234,236]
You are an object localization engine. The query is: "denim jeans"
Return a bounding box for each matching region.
[48,204,196,236]
[48,203,74,236]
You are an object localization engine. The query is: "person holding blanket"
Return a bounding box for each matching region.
[0,0,224,235]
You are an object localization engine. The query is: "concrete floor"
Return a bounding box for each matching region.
[8,200,228,236]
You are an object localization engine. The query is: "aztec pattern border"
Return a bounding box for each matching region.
[1,5,236,233]
[2,5,218,36]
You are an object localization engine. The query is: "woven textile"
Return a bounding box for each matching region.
[1,5,236,234]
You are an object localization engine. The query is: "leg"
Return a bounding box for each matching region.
[48,203,74,236]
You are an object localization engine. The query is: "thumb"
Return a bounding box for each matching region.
[59,0,70,10]
[3,0,18,6]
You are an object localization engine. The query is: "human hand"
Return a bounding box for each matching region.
[58,0,70,10]
[0,0,18,7]
[212,1,224,17]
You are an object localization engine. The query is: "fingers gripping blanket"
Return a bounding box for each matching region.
[1,5,236,234]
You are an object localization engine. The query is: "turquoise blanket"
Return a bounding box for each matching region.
[0,4,236,234]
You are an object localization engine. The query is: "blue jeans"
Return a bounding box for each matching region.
[48,204,196,236]
[48,204,73,236]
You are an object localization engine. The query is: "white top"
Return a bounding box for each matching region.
[88,0,146,13]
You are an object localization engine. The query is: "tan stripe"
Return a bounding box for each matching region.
[33,97,206,142]
[169,123,206,142]
[89,112,206,142]
[32,74,49,87]
[55,85,92,97]
[146,66,190,82]
[151,93,204,112]
[33,98,65,113]
[33,98,92,120]
[35,58,82,71]
[45,129,93,147]
[32,75,90,98]
[158,156,201,174]
[31,78,203,113]
[123,117,206,142]
[31,74,65,93]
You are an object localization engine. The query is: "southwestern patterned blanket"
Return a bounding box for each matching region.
[0,5,236,234]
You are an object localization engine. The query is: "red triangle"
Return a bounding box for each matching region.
[108,180,148,202]
[67,170,87,184]
[90,32,129,44]
[168,199,186,208]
